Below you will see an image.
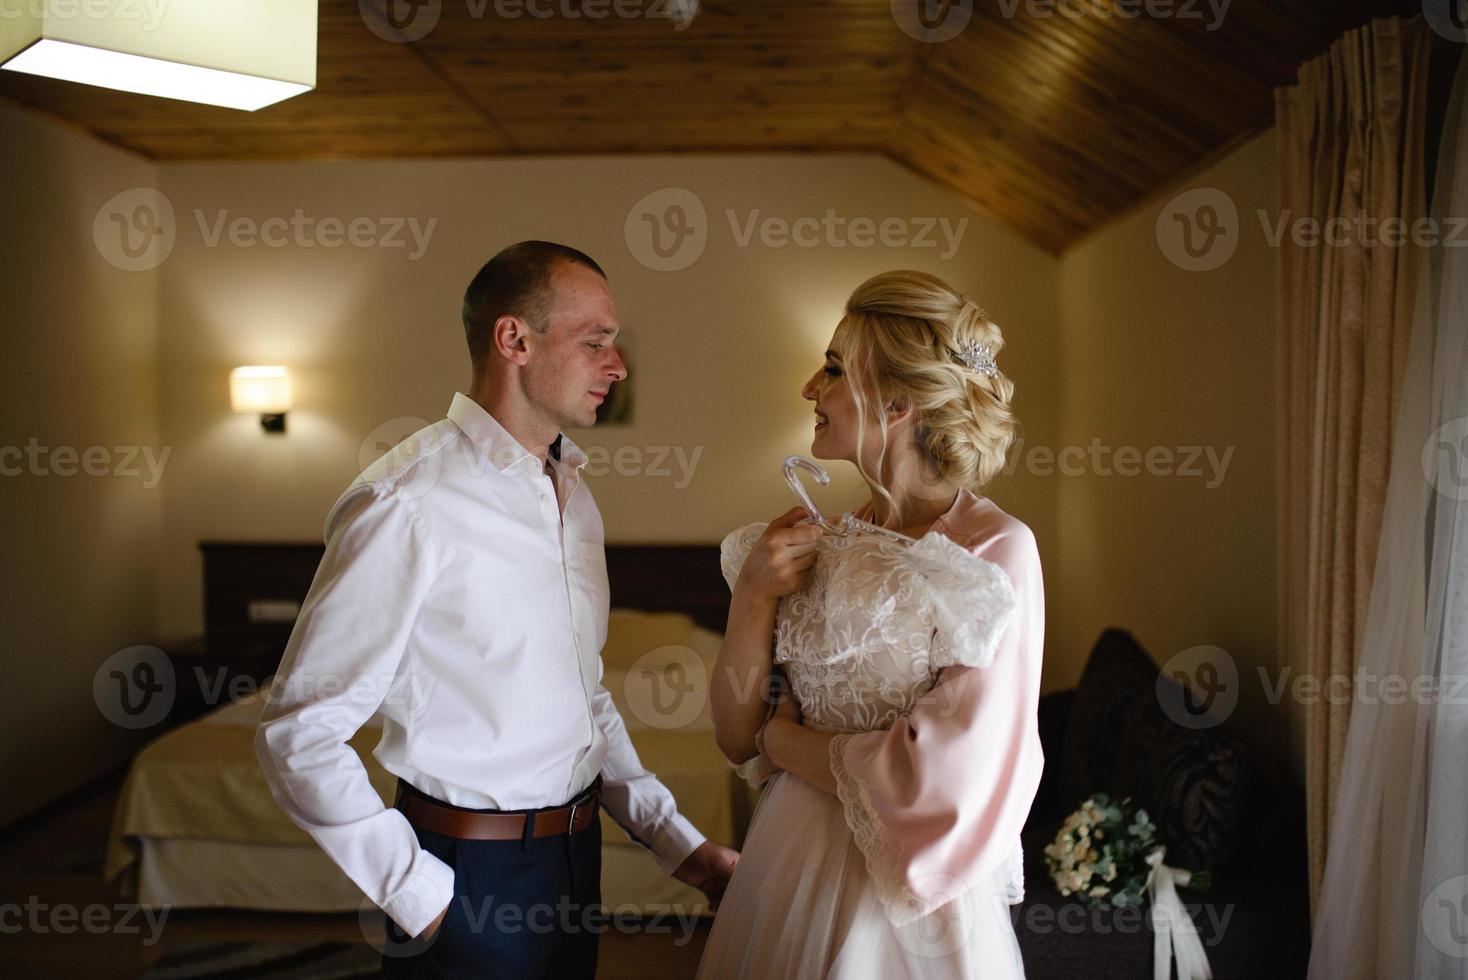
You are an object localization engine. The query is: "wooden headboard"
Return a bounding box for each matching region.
[197,541,728,654]
[603,545,729,633]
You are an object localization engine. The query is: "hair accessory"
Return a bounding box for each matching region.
[955,341,999,378]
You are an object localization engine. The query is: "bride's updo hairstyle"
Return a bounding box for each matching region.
[833,270,1017,513]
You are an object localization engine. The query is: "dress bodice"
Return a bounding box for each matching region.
[720,522,1017,734]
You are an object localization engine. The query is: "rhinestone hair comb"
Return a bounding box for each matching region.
[955,341,999,378]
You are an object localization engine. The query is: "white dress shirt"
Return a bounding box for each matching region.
[256,392,706,937]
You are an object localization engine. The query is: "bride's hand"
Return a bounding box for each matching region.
[735,507,823,602]
[758,680,802,773]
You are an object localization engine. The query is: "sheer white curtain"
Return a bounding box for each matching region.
[1414,45,1468,977]
[1308,50,1468,980]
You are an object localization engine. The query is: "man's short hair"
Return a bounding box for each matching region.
[462,241,606,370]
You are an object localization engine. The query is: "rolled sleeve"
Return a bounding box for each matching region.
[254,483,453,937]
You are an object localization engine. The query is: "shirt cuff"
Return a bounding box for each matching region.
[642,811,707,875]
[379,849,456,939]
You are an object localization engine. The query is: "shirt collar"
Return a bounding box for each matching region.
[446,392,587,475]
[549,431,589,477]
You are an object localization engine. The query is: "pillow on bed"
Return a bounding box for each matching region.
[598,607,725,668]
[603,660,717,733]
[601,609,705,670]
[601,609,723,733]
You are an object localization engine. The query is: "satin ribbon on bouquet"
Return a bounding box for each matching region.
[1145,847,1213,980]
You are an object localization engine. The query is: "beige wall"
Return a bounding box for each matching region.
[1056,131,1293,780]
[152,154,1063,643]
[3,100,1292,819]
[0,103,163,826]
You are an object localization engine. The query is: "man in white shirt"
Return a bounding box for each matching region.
[256,241,738,979]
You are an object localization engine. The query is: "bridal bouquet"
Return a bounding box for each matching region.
[1044,793,1215,980]
[1043,793,1211,908]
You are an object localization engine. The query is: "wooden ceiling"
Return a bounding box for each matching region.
[0,0,1415,252]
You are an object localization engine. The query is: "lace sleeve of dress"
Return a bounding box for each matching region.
[828,733,931,926]
[910,533,1019,670]
[732,752,778,790]
[719,522,770,592]
[830,726,1028,927]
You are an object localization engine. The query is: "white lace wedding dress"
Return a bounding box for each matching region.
[695,494,1042,980]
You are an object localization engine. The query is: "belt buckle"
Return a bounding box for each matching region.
[567,800,580,835]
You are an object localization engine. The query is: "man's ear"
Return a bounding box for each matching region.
[492,314,532,366]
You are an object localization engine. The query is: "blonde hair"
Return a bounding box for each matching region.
[834,270,1018,521]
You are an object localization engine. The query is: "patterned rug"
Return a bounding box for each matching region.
[140,941,384,979]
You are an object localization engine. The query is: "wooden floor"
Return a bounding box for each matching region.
[0,775,711,979]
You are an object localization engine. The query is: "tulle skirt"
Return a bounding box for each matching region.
[695,769,1027,980]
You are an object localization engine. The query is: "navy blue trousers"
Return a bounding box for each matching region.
[380,781,603,980]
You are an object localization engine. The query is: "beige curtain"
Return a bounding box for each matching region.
[1275,15,1433,918]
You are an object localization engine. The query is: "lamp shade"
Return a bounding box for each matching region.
[0,1,315,111]
[230,366,293,415]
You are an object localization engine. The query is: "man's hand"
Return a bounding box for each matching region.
[671,840,740,912]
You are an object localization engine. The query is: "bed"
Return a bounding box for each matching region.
[104,542,756,918]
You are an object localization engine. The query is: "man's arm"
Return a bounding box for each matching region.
[589,683,706,869]
[588,684,739,907]
[255,484,453,939]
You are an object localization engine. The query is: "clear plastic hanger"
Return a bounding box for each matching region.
[782,455,917,545]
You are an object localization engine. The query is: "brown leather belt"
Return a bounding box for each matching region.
[395,775,602,841]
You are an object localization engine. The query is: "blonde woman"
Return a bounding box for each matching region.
[695,271,1044,979]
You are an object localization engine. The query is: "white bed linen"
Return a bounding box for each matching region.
[113,611,742,918]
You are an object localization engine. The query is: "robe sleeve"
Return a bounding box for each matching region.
[828,518,1046,927]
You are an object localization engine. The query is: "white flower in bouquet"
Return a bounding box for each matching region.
[1044,798,1218,980]
[1043,793,1167,909]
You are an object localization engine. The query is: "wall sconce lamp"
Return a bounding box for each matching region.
[231,366,293,434]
